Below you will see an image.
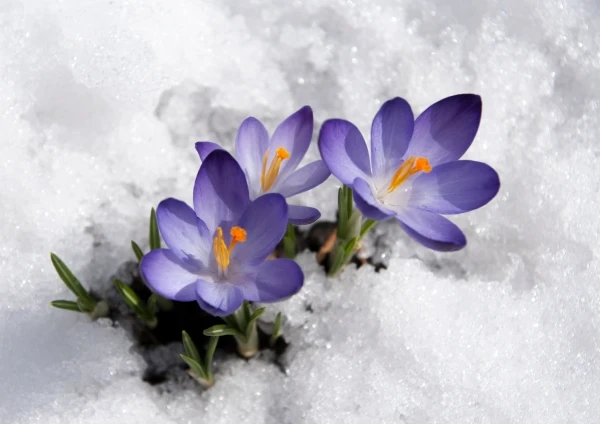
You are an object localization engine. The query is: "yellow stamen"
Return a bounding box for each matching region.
[387,156,431,193]
[213,226,247,271]
[261,147,291,192]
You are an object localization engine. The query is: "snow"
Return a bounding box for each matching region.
[1,0,600,423]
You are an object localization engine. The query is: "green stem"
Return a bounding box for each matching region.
[235,323,259,358]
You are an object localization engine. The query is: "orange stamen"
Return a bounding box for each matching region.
[261,147,291,192]
[213,226,247,271]
[387,156,431,193]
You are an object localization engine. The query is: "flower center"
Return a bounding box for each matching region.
[213,226,247,272]
[387,156,431,193]
[261,147,290,192]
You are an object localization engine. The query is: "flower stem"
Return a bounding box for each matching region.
[235,323,259,359]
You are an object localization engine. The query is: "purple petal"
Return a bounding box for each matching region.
[193,150,250,234]
[235,117,269,198]
[352,177,395,221]
[404,94,482,166]
[371,97,414,179]
[277,160,331,198]
[396,208,466,251]
[231,193,288,265]
[195,280,244,317]
[156,198,211,268]
[409,160,500,214]
[318,119,371,186]
[140,249,199,301]
[240,259,303,302]
[195,141,223,161]
[287,204,321,225]
[268,106,313,180]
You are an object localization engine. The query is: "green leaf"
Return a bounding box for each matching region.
[180,354,207,379]
[243,301,252,326]
[360,219,377,238]
[114,279,152,320]
[182,331,201,363]
[131,241,144,262]
[50,300,83,312]
[204,336,219,380]
[221,315,241,332]
[283,223,296,259]
[245,307,266,339]
[50,253,89,299]
[147,294,158,316]
[203,324,244,338]
[149,208,161,251]
[269,312,283,348]
[76,296,94,313]
[343,237,357,257]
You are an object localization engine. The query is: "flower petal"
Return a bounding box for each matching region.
[193,150,250,234]
[370,97,414,179]
[277,160,331,198]
[140,249,199,301]
[396,208,466,251]
[195,141,223,161]
[156,198,211,268]
[318,119,372,185]
[195,280,244,317]
[240,259,304,303]
[231,193,288,265]
[268,106,313,180]
[409,160,500,214]
[235,117,269,198]
[287,204,321,225]
[352,177,395,221]
[405,94,482,166]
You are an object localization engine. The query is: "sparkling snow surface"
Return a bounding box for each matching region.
[1,1,600,423]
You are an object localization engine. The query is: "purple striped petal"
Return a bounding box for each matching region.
[193,150,250,234]
[195,141,223,161]
[397,208,466,251]
[318,119,372,185]
[140,249,199,301]
[195,280,244,317]
[409,160,500,214]
[156,198,211,268]
[352,177,395,221]
[371,97,414,179]
[235,117,269,198]
[231,193,288,265]
[404,94,482,167]
[268,106,313,180]
[287,204,321,225]
[276,160,330,198]
[240,259,304,303]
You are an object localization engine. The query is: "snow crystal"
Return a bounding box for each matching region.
[1,0,599,423]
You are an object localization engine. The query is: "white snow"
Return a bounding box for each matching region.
[1,0,600,423]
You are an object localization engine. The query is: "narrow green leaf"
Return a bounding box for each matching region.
[180,354,207,379]
[245,307,266,339]
[76,296,94,313]
[182,331,201,363]
[114,279,151,319]
[283,223,296,259]
[221,315,241,332]
[149,208,161,251]
[343,237,357,257]
[50,300,83,312]
[360,219,377,238]
[50,253,89,299]
[204,336,219,380]
[147,294,158,316]
[131,241,144,262]
[269,312,283,347]
[203,324,244,338]
[344,185,353,223]
[243,301,252,326]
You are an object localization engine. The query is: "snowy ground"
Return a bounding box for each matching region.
[1,0,600,423]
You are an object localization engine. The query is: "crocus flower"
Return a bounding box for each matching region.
[195,106,330,225]
[318,94,500,251]
[140,150,304,316]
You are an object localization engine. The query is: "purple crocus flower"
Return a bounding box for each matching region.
[195,106,331,225]
[318,94,500,251]
[140,150,304,316]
